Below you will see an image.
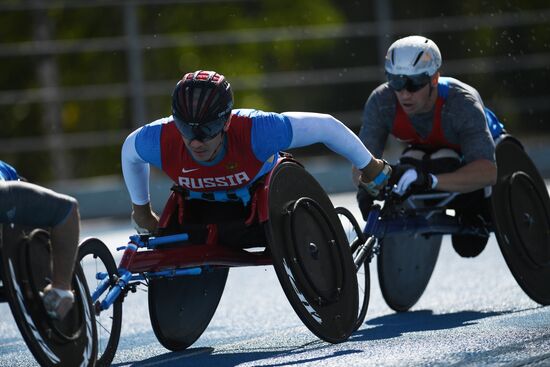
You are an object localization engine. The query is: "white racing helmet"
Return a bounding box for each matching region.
[385,35,442,77]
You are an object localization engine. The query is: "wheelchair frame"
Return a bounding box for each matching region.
[79,156,363,365]
[92,231,272,314]
[352,134,550,312]
[25,134,546,366]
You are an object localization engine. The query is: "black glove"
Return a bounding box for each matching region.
[356,185,374,221]
[392,166,437,196]
[388,163,414,187]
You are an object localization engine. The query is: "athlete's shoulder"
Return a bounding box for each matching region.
[439,77,482,102]
[131,116,175,167]
[231,108,281,120]
[136,116,177,140]
[140,116,173,130]
[230,109,288,129]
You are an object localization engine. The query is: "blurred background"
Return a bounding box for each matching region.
[1,0,549,218]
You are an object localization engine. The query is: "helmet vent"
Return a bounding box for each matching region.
[172,70,234,129]
[412,51,424,67]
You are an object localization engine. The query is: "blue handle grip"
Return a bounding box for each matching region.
[147,233,189,248]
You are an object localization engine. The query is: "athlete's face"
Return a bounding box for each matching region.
[182,132,224,162]
[393,73,439,116]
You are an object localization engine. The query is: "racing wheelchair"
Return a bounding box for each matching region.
[76,155,369,366]
[352,134,550,312]
[0,224,97,366]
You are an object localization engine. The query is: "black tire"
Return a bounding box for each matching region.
[0,226,97,366]
[265,161,358,343]
[148,267,229,351]
[377,199,442,312]
[491,136,550,305]
[335,206,370,331]
[78,237,122,367]
[451,234,488,258]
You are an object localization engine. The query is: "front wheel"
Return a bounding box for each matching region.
[335,206,370,331]
[78,238,122,367]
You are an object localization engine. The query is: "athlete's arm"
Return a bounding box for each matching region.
[121,129,159,231]
[434,158,496,193]
[283,112,373,170]
[121,129,151,205]
[282,111,389,188]
[437,90,497,192]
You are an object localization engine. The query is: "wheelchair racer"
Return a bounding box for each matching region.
[354,35,505,255]
[0,160,80,320]
[122,70,391,235]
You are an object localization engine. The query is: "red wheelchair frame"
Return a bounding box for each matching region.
[77,156,364,366]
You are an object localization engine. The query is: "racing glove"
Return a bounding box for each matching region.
[392,166,438,196]
[356,185,374,221]
[41,284,75,320]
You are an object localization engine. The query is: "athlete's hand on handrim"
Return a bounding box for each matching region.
[358,158,392,198]
[131,202,159,234]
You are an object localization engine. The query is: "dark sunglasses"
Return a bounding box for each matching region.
[174,116,226,142]
[386,73,431,93]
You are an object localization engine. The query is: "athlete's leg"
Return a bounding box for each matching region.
[50,201,80,290]
[1,180,80,318]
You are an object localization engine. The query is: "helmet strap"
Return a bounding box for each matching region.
[223,116,232,132]
[427,77,440,105]
[428,73,439,98]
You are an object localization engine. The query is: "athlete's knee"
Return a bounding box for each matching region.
[430,148,461,160]
[428,149,462,173]
[53,194,80,228]
[399,149,425,165]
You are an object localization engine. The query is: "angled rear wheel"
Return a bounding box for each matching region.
[78,238,122,367]
[491,136,550,305]
[335,206,370,331]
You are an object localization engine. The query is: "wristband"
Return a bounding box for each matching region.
[358,160,392,197]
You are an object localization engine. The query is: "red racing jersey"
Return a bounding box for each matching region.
[392,96,461,152]
[160,114,265,192]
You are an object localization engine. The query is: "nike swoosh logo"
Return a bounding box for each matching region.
[182,168,199,173]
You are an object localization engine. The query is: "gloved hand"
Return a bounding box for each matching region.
[356,185,374,221]
[41,284,75,320]
[358,159,392,198]
[392,166,438,196]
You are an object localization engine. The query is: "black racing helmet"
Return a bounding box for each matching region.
[172,70,234,141]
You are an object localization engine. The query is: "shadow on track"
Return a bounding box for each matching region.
[351,309,518,341]
[111,308,543,366]
[112,343,362,367]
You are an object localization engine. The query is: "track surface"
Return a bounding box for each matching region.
[1,192,549,367]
